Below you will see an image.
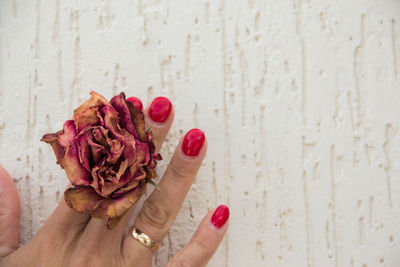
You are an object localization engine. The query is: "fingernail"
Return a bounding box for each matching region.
[182,129,205,157]
[148,97,172,123]
[126,96,143,110]
[211,205,230,229]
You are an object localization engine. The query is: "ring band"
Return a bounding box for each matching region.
[130,226,161,251]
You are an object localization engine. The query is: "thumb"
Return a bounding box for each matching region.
[0,166,21,258]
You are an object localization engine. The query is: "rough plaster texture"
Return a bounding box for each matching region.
[1,0,400,266]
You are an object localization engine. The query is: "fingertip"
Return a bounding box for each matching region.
[178,129,208,162]
[210,204,230,230]
[144,97,174,125]
[192,205,230,245]
[147,97,172,123]
[143,97,175,153]
[181,129,206,157]
[166,206,229,267]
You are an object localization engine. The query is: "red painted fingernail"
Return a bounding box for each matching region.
[126,96,143,110]
[182,129,205,157]
[148,97,172,123]
[211,205,230,228]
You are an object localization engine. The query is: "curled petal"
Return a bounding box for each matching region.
[112,168,146,198]
[64,186,104,214]
[102,105,139,167]
[126,101,146,142]
[43,120,91,185]
[135,141,150,166]
[77,131,92,171]
[73,91,110,120]
[153,153,162,161]
[99,162,141,197]
[96,182,145,219]
[144,166,157,179]
[74,107,101,132]
[41,132,64,164]
[102,105,126,140]
[62,144,91,185]
[107,139,124,164]
[88,137,104,163]
[92,127,109,146]
[110,93,138,138]
[91,157,106,195]
[57,120,77,147]
[99,180,123,197]
[116,159,129,180]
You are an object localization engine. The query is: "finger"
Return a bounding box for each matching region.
[37,186,90,237]
[144,96,174,153]
[123,128,207,258]
[0,166,21,258]
[83,96,174,241]
[128,95,174,153]
[167,205,230,267]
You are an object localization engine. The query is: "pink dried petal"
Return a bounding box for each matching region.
[110,93,139,139]
[57,120,77,147]
[41,132,65,165]
[134,141,150,166]
[61,144,91,185]
[77,131,92,171]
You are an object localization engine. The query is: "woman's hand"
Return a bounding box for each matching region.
[0,96,229,267]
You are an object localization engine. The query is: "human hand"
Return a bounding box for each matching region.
[0,96,229,267]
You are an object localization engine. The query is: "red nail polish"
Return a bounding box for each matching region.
[148,97,172,123]
[182,129,205,157]
[211,205,230,228]
[126,96,143,110]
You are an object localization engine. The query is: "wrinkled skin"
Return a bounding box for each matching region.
[41,92,161,228]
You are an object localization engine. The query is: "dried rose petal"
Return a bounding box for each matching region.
[42,92,161,229]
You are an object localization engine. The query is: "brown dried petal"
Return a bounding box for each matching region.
[73,91,110,120]
[126,101,147,142]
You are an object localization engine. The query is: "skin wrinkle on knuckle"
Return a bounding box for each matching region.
[193,237,214,257]
[172,250,204,267]
[167,158,193,183]
[138,197,170,230]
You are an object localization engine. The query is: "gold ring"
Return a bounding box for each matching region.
[130,226,161,251]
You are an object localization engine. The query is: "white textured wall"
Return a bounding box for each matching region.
[1,0,400,266]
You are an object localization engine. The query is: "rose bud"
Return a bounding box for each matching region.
[41,91,162,229]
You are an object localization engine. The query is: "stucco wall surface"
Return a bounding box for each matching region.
[1,0,400,266]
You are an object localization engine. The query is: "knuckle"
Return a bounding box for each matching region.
[193,238,214,255]
[138,197,170,230]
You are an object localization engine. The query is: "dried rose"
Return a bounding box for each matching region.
[41,91,161,229]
